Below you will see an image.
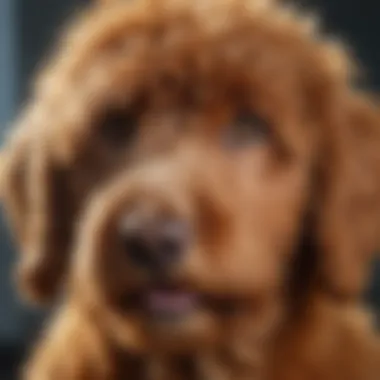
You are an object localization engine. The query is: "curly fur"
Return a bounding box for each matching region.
[1,0,379,379]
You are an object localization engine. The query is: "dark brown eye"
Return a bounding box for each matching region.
[224,111,271,149]
[98,109,138,147]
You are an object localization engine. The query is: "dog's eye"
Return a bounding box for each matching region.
[98,109,138,147]
[224,111,271,149]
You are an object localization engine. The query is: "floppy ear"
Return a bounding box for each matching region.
[1,120,75,305]
[316,92,380,298]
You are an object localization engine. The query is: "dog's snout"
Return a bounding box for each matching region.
[119,213,189,271]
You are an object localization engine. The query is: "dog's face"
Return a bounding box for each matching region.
[54,1,319,353]
[73,74,312,350]
[1,0,380,351]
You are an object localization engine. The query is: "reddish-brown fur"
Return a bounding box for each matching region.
[0,0,379,379]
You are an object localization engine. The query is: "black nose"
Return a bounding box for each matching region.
[119,215,189,271]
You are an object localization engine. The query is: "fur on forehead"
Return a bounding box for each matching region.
[35,0,356,106]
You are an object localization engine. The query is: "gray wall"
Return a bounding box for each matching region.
[0,0,28,346]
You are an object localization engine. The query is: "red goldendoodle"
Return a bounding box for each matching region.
[0,0,379,379]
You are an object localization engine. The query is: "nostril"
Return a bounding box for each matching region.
[123,234,155,268]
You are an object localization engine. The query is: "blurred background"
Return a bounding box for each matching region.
[0,0,379,379]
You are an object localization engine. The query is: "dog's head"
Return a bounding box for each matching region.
[1,0,380,349]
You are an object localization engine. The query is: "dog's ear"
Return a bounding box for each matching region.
[1,119,75,305]
[315,91,380,298]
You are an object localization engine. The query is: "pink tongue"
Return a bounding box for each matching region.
[145,290,197,314]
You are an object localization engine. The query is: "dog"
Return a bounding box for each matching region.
[1,0,379,379]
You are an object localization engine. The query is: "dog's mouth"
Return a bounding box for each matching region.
[116,285,240,322]
[144,288,199,319]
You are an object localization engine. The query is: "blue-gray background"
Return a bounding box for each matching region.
[0,0,379,378]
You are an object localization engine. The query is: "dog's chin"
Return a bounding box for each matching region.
[111,286,244,352]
